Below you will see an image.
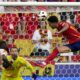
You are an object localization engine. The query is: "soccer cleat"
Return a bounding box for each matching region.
[35,61,55,68]
[28,60,55,68]
[36,61,47,68]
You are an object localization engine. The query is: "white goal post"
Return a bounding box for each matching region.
[0,2,80,6]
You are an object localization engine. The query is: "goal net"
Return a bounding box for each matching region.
[0,3,80,80]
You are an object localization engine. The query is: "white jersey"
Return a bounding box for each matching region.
[32,29,52,52]
[32,29,52,41]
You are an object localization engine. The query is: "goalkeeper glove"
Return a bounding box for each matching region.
[32,73,37,80]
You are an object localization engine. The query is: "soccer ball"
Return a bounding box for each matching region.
[39,11,47,20]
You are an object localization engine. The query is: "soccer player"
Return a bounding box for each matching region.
[36,16,80,67]
[1,47,37,80]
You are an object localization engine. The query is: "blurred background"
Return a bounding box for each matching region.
[0,0,80,2]
[0,6,80,62]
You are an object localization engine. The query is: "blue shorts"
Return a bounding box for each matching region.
[65,41,80,52]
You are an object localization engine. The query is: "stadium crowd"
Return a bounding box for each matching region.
[0,11,79,63]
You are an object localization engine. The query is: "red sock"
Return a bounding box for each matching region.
[45,48,59,63]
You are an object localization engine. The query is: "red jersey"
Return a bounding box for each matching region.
[58,22,80,44]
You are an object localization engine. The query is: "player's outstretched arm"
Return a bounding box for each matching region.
[20,57,37,80]
[25,60,37,80]
[58,23,69,34]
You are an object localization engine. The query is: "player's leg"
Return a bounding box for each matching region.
[35,46,71,67]
[34,41,80,67]
[44,41,80,65]
[45,46,71,63]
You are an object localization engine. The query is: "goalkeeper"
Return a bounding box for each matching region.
[1,47,37,80]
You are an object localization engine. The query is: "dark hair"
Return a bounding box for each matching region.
[48,16,58,23]
[0,40,9,53]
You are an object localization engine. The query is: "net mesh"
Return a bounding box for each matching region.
[22,63,80,80]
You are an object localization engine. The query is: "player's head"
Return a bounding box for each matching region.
[10,47,18,60]
[48,16,59,29]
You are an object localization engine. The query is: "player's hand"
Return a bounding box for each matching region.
[32,73,37,80]
[55,31,60,35]
[53,31,60,36]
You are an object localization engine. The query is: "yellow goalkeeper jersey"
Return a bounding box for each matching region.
[1,56,34,80]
